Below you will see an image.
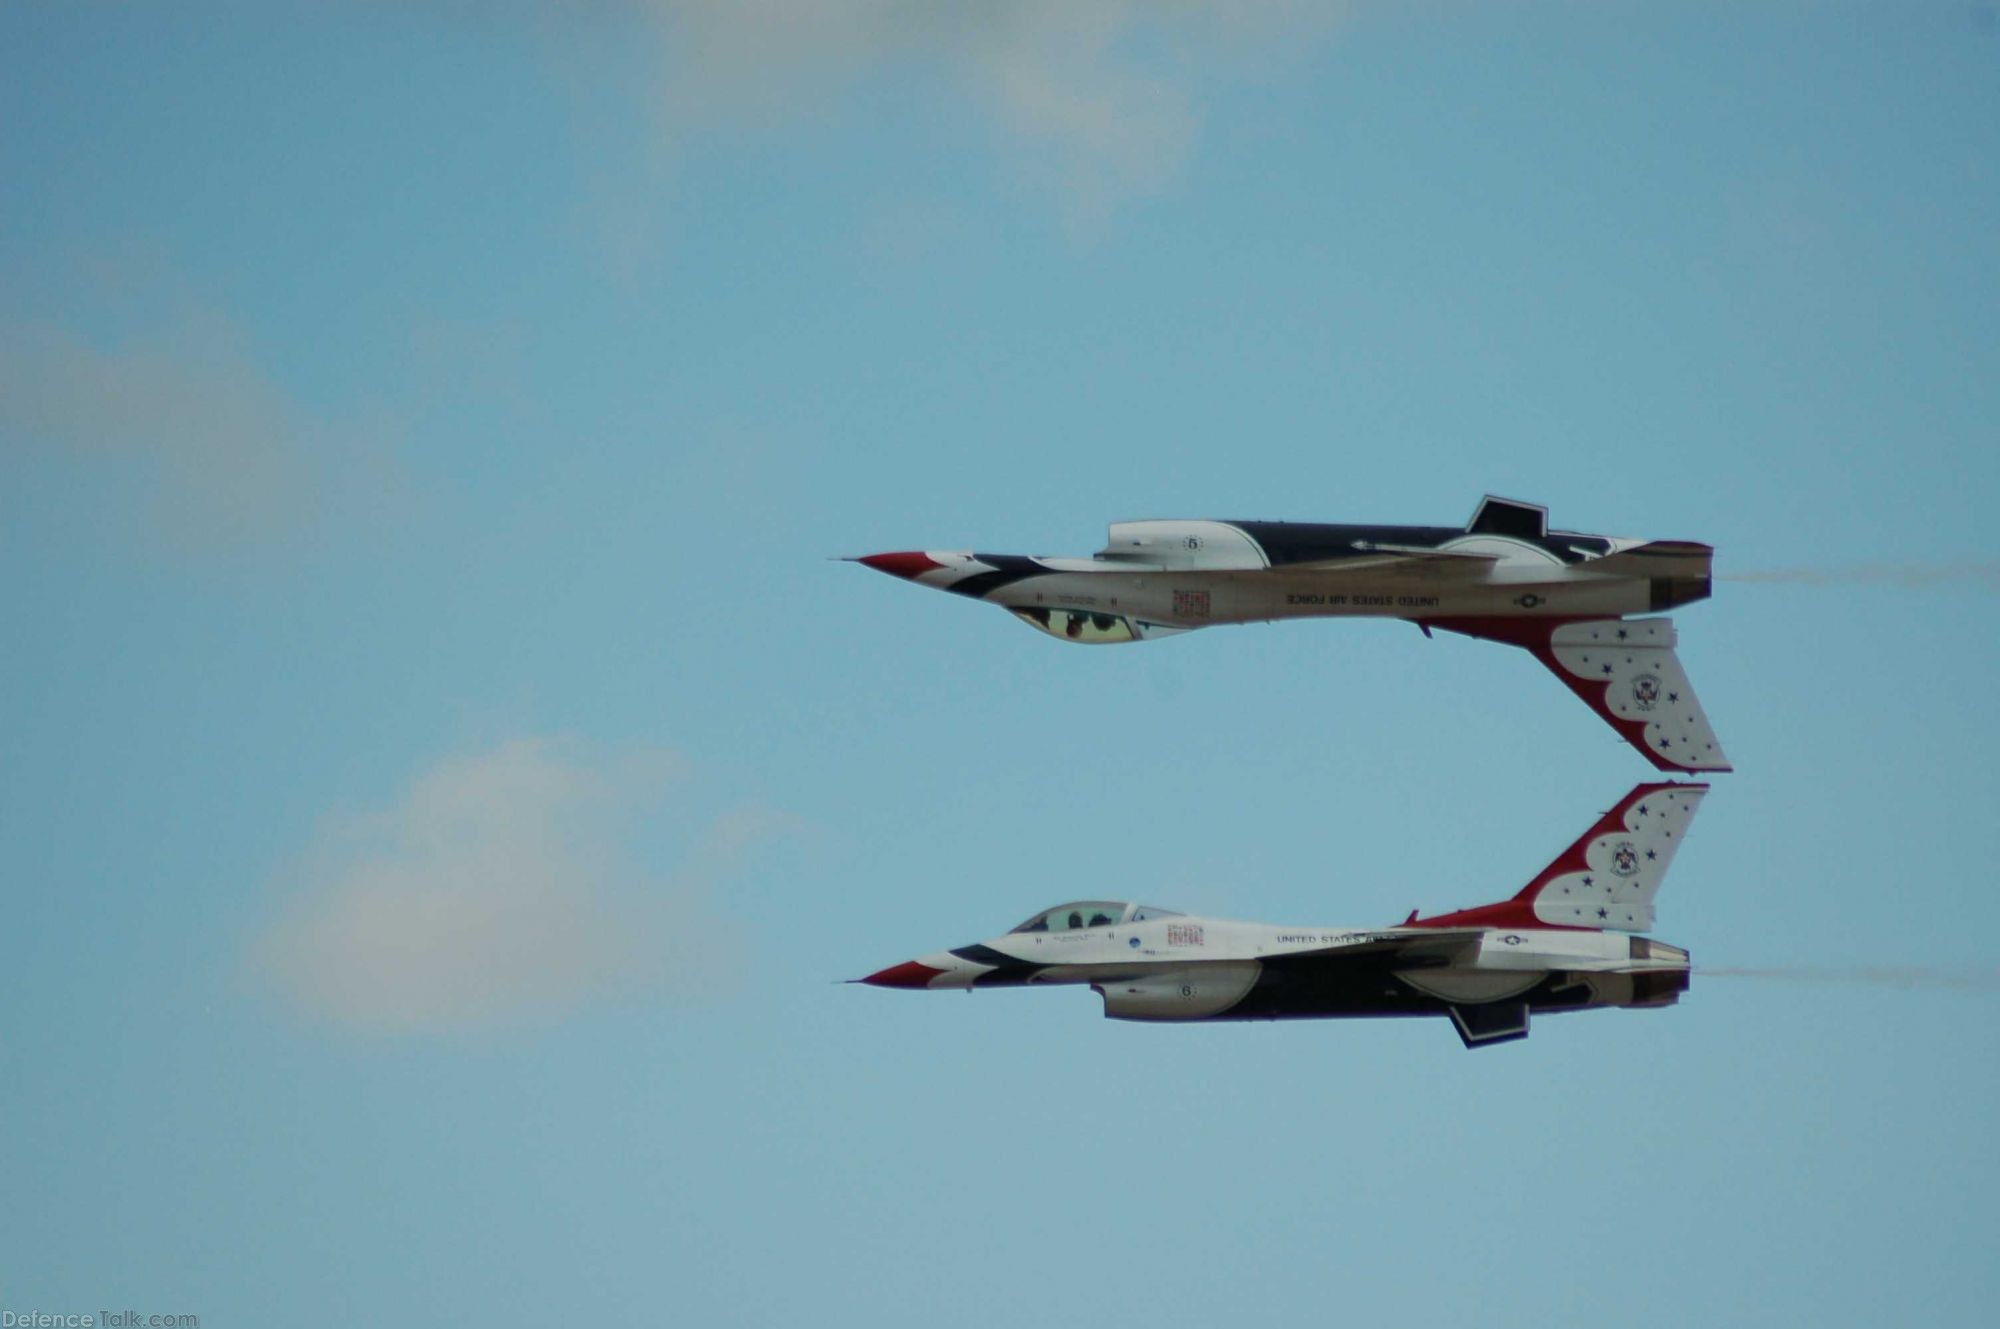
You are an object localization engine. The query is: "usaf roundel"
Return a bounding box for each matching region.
[1612,841,1640,876]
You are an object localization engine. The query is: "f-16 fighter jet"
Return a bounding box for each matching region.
[854,496,1728,773]
[861,782,1705,1048]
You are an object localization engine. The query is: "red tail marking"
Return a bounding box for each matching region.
[1406,781,1698,931]
[1418,616,1689,774]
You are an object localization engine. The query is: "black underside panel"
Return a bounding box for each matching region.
[951,555,1046,600]
[950,944,1046,987]
[1212,960,1598,1023]
[1226,522,1464,567]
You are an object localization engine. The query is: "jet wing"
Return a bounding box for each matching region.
[1575,540,1714,578]
[1346,542,1501,563]
[1260,930,1541,1049]
[1258,550,1499,578]
[1268,929,1488,967]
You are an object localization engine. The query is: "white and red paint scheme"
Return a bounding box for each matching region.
[860,782,1706,1048]
[854,495,1728,773]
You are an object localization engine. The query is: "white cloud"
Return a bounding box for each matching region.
[0,269,401,559]
[256,738,777,1033]
[628,1,1347,221]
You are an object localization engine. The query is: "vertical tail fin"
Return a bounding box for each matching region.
[1419,616,1731,773]
[1411,782,1709,933]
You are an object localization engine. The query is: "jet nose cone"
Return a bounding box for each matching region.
[856,551,943,580]
[859,960,945,989]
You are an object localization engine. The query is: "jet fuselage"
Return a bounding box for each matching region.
[854,500,1728,772]
[862,518,1712,644]
[859,781,1709,1048]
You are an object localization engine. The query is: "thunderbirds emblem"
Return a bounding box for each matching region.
[1632,673,1662,711]
[1612,842,1640,876]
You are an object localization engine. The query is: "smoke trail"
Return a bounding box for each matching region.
[1722,561,2000,590]
[1700,965,2000,993]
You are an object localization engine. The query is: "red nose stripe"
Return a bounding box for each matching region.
[859,551,944,580]
[861,960,945,989]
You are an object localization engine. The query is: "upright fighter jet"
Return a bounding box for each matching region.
[860,782,1706,1048]
[854,496,1728,773]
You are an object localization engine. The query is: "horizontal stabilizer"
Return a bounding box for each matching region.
[1260,549,1498,577]
[1579,540,1714,578]
[1419,616,1730,773]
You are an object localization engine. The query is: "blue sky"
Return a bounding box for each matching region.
[4,2,1998,1324]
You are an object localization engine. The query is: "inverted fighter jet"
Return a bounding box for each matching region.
[854,496,1728,773]
[860,782,1705,1048]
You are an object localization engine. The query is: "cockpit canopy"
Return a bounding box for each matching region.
[1009,607,1138,644]
[1009,901,1184,933]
